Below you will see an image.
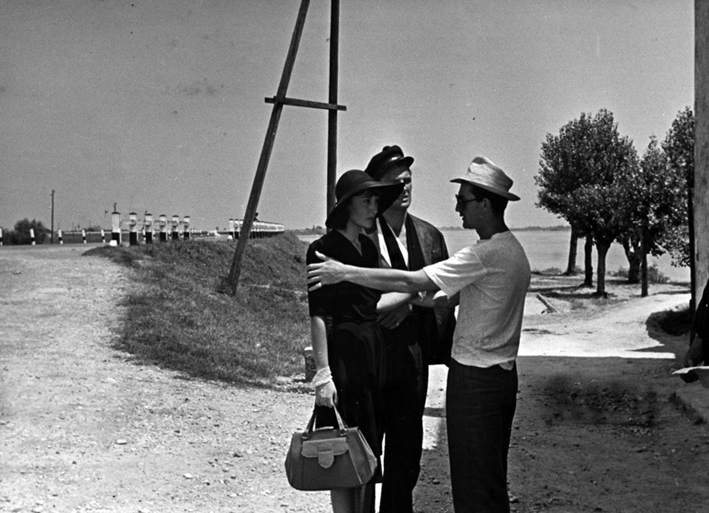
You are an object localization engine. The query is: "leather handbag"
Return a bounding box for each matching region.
[285,406,377,490]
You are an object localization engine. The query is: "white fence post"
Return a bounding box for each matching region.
[158,214,167,242]
[171,215,180,241]
[144,213,153,244]
[128,212,138,246]
[111,212,121,246]
[183,216,191,240]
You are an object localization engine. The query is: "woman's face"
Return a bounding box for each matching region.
[346,190,380,231]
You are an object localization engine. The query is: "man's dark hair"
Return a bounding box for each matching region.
[471,184,508,216]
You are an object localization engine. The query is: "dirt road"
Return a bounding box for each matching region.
[2,246,709,512]
[0,246,336,513]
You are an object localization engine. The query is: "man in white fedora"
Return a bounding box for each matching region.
[307,155,531,512]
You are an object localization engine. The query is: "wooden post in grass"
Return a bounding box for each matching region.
[226,0,346,293]
[303,346,316,381]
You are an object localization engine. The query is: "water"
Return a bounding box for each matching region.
[298,229,690,284]
[444,229,690,284]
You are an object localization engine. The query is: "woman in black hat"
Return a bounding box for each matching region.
[306,170,404,513]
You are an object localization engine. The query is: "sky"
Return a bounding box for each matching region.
[0,0,695,232]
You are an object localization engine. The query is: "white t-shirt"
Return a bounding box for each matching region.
[423,230,530,369]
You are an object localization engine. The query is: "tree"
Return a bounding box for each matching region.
[9,219,49,245]
[621,136,686,296]
[536,112,596,283]
[536,109,638,296]
[661,107,693,270]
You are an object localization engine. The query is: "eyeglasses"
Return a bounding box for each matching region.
[455,194,480,207]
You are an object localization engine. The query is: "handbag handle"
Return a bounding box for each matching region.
[303,406,348,440]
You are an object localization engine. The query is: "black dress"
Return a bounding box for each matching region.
[306,230,386,462]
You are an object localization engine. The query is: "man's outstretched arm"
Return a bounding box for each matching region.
[307,250,438,293]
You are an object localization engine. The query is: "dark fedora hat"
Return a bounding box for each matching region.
[325,170,405,229]
[364,145,414,181]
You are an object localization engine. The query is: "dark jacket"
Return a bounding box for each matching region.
[369,213,456,365]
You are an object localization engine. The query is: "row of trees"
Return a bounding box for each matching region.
[535,107,694,296]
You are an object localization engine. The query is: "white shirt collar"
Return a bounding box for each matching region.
[376,215,409,269]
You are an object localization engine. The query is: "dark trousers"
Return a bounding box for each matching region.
[379,317,428,513]
[446,359,518,513]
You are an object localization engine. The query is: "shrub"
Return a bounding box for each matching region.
[4,218,49,245]
[656,305,693,336]
[612,264,669,284]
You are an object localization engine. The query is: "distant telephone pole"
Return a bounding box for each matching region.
[51,189,55,244]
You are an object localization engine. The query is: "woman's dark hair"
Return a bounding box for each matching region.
[471,184,508,216]
[326,198,351,230]
[326,190,380,230]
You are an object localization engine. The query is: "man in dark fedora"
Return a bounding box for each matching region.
[362,145,456,513]
[308,155,531,512]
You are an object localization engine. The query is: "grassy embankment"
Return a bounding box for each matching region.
[85,232,692,387]
[85,232,310,387]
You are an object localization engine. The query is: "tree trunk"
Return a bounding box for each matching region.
[596,242,610,297]
[583,235,594,287]
[641,225,649,297]
[565,226,579,275]
[621,237,641,284]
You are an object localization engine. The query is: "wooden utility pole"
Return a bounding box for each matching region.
[327,0,340,214]
[226,0,346,294]
[51,189,55,244]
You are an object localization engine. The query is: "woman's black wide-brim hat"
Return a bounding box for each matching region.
[325,169,405,229]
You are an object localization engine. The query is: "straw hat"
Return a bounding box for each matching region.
[325,170,405,228]
[450,156,520,201]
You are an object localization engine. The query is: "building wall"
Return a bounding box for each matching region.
[695,0,709,299]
